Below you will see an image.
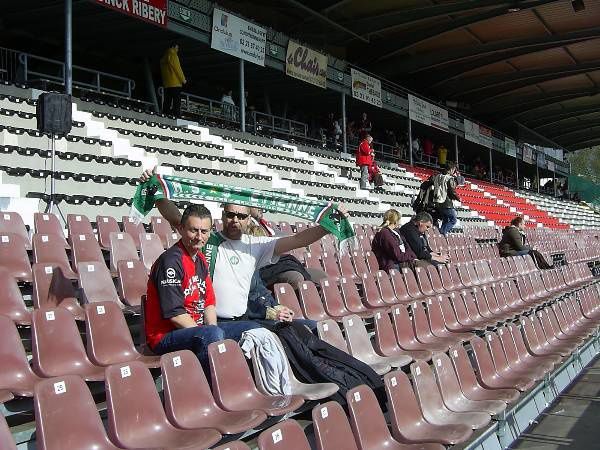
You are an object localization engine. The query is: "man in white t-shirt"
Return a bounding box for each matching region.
[146,186,348,321]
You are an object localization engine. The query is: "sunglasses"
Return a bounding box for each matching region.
[224,211,250,220]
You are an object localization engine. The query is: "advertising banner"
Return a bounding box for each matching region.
[408,94,431,126]
[547,161,555,172]
[429,103,449,132]
[351,68,382,108]
[464,119,479,144]
[504,137,517,157]
[286,40,328,89]
[95,0,167,27]
[211,8,266,66]
[523,144,534,164]
[478,125,493,149]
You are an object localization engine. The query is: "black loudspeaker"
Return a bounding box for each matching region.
[36,92,72,135]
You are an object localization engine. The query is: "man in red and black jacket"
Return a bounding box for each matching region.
[145,204,259,375]
[356,134,374,190]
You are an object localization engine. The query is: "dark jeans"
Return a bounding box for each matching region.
[163,86,182,116]
[437,207,457,235]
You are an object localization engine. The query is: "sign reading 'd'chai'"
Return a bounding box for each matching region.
[95,0,167,28]
[285,40,328,89]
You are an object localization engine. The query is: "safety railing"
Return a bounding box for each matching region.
[251,110,308,138]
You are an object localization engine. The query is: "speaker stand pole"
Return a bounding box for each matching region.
[45,135,65,223]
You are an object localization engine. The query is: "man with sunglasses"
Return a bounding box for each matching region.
[141,168,349,323]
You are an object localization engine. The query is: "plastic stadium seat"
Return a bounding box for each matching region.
[498,325,554,377]
[410,361,490,429]
[390,305,443,353]
[384,370,472,445]
[361,273,392,309]
[274,283,305,319]
[303,251,323,272]
[449,344,519,403]
[426,266,447,294]
[139,232,164,271]
[415,267,436,297]
[470,336,532,391]
[213,442,251,450]
[297,281,330,321]
[338,252,358,282]
[522,316,569,357]
[122,216,145,249]
[319,278,352,320]
[32,264,84,320]
[374,270,400,305]
[257,420,310,450]
[34,375,123,450]
[96,215,121,250]
[78,262,128,310]
[410,301,456,350]
[373,310,431,361]
[31,308,105,381]
[208,340,304,416]
[85,302,160,368]
[339,277,373,318]
[317,319,349,353]
[0,233,32,281]
[0,413,16,449]
[151,216,174,248]
[388,269,412,303]
[33,233,78,279]
[347,384,445,450]
[321,252,342,280]
[0,315,43,398]
[402,268,424,299]
[116,260,147,307]
[71,233,105,271]
[343,314,409,372]
[0,268,32,325]
[364,250,379,272]
[431,352,506,415]
[104,361,222,449]
[34,212,68,248]
[109,232,139,273]
[312,401,359,450]
[67,214,94,240]
[351,251,369,277]
[0,211,30,249]
[0,390,14,403]
[425,297,472,340]
[160,350,266,434]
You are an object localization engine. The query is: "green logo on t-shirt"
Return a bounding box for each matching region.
[229,255,240,265]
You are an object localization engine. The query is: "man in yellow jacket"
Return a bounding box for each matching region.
[160,44,186,117]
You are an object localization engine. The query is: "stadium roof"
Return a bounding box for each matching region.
[220,0,600,152]
[2,0,599,151]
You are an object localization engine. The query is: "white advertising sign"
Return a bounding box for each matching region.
[429,103,449,132]
[523,145,534,164]
[408,94,431,126]
[464,119,479,144]
[351,68,382,108]
[286,40,328,89]
[505,137,517,157]
[547,161,555,172]
[211,8,266,66]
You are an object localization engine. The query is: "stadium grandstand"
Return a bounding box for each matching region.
[1,0,600,449]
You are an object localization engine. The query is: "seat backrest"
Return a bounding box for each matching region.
[427,265,446,293]
[121,216,145,249]
[71,233,105,269]
[364,251,379,272]
[165,231,181,248]
[0,267,31,324]
[117,260,147,307]
[312,401,359,450]
[31,308,96,378]
[274,283,305,319]
[109,232,139,273]
[67,214,94,239]
[85,302,139,366]
[32,263,79,311]
[0,233,32,281]
[383,370,427,436]
[96,215,120,249]
[0,314,38,394]
[303,251,323,271]
[343,314,376,359]
[317,320,348,353]
[351,251,369,277]
[297,281,329,321]
[0,211,29,245]
[34,375,120,450]
[361,273,387,308]
[78,261,123,306]
[321,252,342,279]
[338,252,357,280]
[150,216,173,247]
[415,267,435,296]
[347,384,396,449]
[208,339,265,411]
[389,269,411,302]
[469,335,497,381]
[33,233,74,278]
[373,310,400,355]
[402,268,422,298]
[374,270,398,304]
[257,419,310,450]
[0,413,16,450]
[139,232,164,271]
[339,277,368,313]
[319,278,350,318]
[34,212,66,243]
[448,344,480,390]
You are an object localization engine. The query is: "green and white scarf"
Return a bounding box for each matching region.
[131,174,356,253]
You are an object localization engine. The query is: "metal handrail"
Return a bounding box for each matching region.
[252,110,308,137]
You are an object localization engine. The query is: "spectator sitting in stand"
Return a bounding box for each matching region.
[473,158,487,179]
[357,112,372,139]
[399,212,449,266]
[412,137,422,162]
[498,216,552,269]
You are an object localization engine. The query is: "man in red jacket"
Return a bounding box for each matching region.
[356,134,374,190]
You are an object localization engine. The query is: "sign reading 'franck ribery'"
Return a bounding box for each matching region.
[211,7,267,66]
[95,0,167,27]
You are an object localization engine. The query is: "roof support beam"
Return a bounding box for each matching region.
[570,138,600,150]
[280,0,369,43]
[384,27,600,75]
[367,0,560,63]
[524,106,600,129]
[544,119,600,139]
[550,124,600,141]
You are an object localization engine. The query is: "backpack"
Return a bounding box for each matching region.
[412,178,434,213]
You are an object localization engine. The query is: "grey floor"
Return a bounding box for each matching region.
[511,355,600,450]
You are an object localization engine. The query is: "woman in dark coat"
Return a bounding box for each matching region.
[371,209,417,272]
[498,216,552,269]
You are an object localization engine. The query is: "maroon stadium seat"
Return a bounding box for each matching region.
[257,420,310,450]
[150,216,174,248]
[66,214,94,241]
[139,232,164,271]
[121,216,145,249]
[116,259,148,307]
[34,212,68,248]
[312,401,359,450]
[96,215,121,250]
[373,309,430,361]
[274,283,305,319]
[71,233,105,271]
[0,267,32,325]
[32,264,84,320]
[0,211,30,249]
[339,276,374,318]
[317,319,349,353]
[0,233,32,281]
[109,232,139,273]
[297,281,330,321]
[319,278,352,320]
[78,261,128,309]
[33,233,77,279]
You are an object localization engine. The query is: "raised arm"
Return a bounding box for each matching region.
[140,167,182,229]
